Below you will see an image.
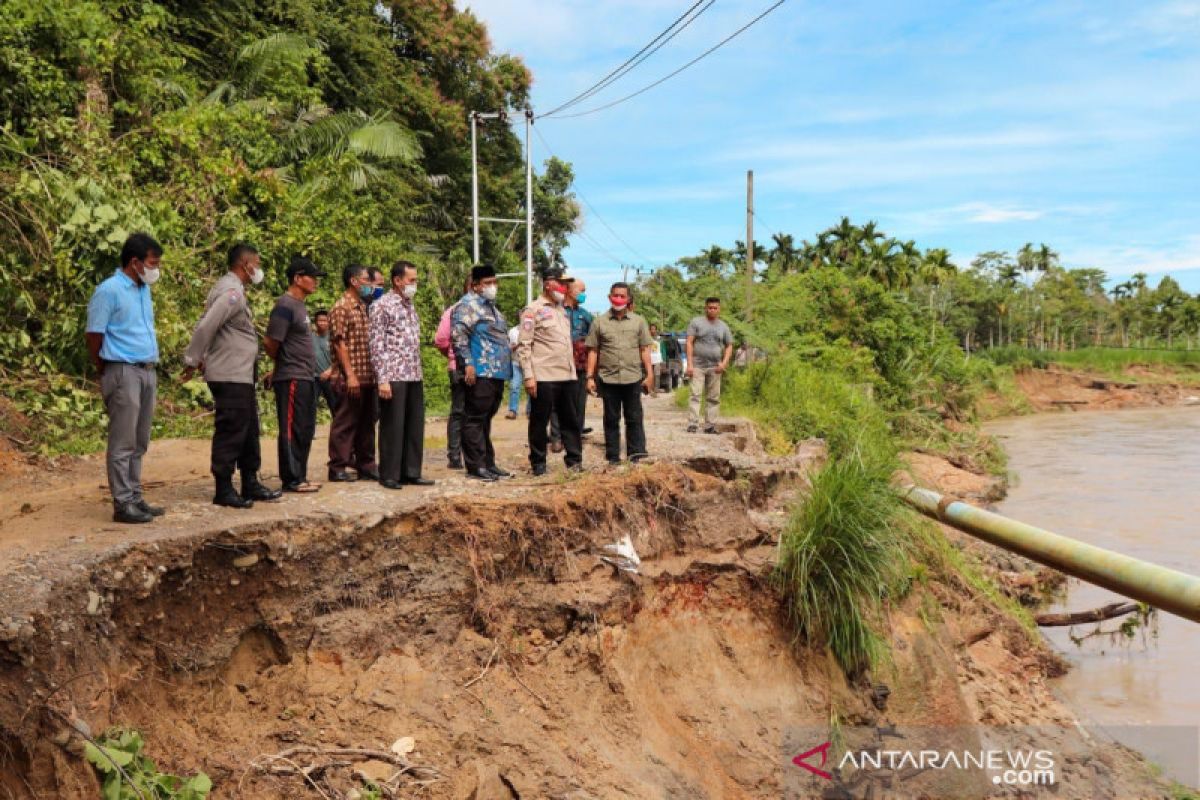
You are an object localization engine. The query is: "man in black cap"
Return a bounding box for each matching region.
[264,256,325,493]
[450,264,514,481]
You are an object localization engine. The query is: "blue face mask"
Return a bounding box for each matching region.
[372,287,384,300]
[575,292,587,304]
[358,284,374,300]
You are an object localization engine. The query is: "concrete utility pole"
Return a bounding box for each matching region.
[525,109,534,307]
[470,112,479,264]
[745,169,754,320]
[470,110,506,266]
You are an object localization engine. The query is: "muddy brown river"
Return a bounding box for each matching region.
[989,406,1200,782]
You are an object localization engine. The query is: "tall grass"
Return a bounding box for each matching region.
[775,444,910,676]
[980,345,1200,375]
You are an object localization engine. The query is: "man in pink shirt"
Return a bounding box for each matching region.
[434,277,470,469]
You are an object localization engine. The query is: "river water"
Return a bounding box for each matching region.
[988,407,1200,781]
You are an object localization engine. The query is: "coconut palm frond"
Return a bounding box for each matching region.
[202,81,236,106]
[283,110,368,159]
[346,120,420,161]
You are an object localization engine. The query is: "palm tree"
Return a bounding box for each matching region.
[767,233,800,279]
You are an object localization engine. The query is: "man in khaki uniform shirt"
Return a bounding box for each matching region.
[516,267,582,475]
[585,282,653,464]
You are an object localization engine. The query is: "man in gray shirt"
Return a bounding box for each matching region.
[183,244,282,507]
[685,297,733,433]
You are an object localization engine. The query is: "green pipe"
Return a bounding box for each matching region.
[900,485,1200,624]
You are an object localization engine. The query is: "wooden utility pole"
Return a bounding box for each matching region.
[745,169,754,321]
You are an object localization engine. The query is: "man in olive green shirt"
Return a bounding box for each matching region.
[585,282,654,464]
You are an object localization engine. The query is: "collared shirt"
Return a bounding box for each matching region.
[86,269,159,364]
[312,332,332,375]
[451,292,511,380]
[329,292,375,384]
[516,296,575,383]
[586,309,652,385]
[433,304,459,372]
[566,304,593,370]
[183,272,257,384]
[368,291,423,384]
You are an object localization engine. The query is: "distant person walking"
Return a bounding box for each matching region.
[311,309,338,414]
[686,297,733,434]
[182,243,281,508]
[433,277,472,470]
[86,232,165,524]
[517,268,582,476]
[265,256,325,493]
[370,260,433,489]
[451,265,513,482]
[327,264,379,482]
[586,282,653,464]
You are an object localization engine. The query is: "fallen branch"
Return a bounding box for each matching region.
[250,745,440,780]
[44,707,148,800]
[462,643,499,689]
[1036,602,1140,627]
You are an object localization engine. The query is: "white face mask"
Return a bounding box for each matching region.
[249,267,264,285]
[481,285,498,301]
[140,264,161,286]
[550,290,565,304]
[403,283,417,299]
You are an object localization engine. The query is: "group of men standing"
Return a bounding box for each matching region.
[86,233,731,524]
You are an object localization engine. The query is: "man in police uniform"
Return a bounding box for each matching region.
[516,268,582,475]
[183,243,282,508]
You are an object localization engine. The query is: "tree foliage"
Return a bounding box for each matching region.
[0,0,579,450]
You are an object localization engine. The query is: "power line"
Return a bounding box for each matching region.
[751,208,779,239]
[548,0,789,120]
[574,228,626,268]
[532,125,653,266]
[540,0,714,119]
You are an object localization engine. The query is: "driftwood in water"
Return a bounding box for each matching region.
[1035,601,1140,627]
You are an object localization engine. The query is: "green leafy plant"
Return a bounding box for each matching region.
[84,727,212,799]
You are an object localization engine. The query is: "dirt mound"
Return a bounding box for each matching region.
[1013,366,1190,412]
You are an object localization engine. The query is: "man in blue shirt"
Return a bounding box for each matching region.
[86,233,164,524]
[450,264,513,482]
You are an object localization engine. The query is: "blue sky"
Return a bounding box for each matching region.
[460,0,1200,296]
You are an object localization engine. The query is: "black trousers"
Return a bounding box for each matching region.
[550,375,588,443]
[379,381,425,482]
[446,369,465,465]
[463,377,504,472]
[529,380,582,468]
[274,378,316,487]
[599,380,647,462]
[209,382,261,479]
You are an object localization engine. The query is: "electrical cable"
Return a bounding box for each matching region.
[540,0,714,119]
[548,0,789,120]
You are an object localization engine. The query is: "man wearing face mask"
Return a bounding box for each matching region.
[86,232,165,524]
[549,276,593,451]
[451,265,513,482]
[182,243,282,508]
[366,266,386,305]
[585,283,654,465]
[328,264,380,482]
[517,267,582,476]
[370,260,433,489]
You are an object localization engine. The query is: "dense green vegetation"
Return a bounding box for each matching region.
[0,0,579,452]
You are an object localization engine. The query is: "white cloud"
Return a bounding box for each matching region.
[1067,236,1200,276]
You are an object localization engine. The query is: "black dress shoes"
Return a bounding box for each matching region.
[402,477,435,486]
[531,463,548,476]
[113,503,153,524]
[487,464,513,478]
[328,470,358,482]
[358,469,381,481]
[466,469,497,482]
[379,479,404,490]
[214,490,254,509]
[135,499,165,517]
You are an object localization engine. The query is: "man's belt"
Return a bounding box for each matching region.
[104,360,156,369]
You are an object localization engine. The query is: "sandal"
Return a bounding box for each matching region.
[283,481,322,493]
